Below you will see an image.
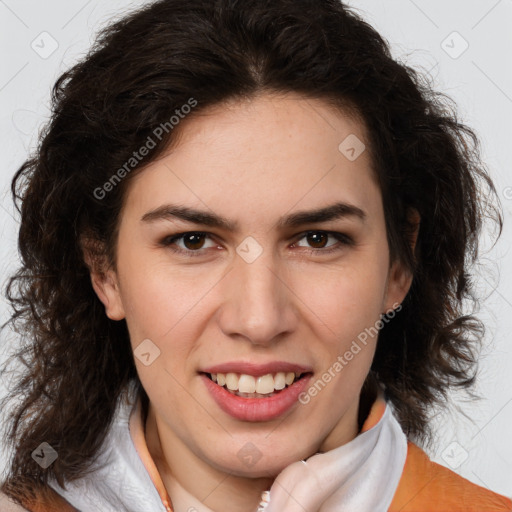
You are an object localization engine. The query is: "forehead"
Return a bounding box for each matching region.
[123,93,382,229]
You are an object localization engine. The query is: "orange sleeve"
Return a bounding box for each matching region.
[389,442,512,512]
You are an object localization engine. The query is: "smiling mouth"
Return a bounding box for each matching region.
[203,371,310,398]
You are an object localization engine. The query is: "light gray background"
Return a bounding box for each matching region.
[0,0,511,498]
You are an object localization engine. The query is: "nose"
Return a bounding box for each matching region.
[216,248,298,347]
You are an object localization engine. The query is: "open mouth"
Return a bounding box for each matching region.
[203,371,310,398]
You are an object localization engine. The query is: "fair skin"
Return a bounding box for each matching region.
[88,92,414,512]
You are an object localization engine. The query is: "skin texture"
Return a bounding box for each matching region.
[88,92,414,512]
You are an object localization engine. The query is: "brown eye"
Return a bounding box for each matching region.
[161,231,218,256]
[182,233,206,250]
[294,231,353,252]
[305,232,328,248]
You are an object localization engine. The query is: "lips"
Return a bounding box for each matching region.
[200,361,313,422]
[202,361,312,377]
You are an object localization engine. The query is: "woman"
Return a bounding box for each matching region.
[0,0,510,511]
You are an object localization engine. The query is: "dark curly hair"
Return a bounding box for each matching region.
[0,0,502,505]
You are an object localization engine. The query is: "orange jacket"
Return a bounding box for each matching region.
[389,442,512,512]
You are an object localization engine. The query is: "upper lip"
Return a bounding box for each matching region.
[201,361,313,377]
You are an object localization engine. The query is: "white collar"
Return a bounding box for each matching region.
[264,403,407,512]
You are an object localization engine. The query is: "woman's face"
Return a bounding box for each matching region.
[91,93,411,478]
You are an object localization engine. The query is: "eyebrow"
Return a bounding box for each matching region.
[140,202,366,230]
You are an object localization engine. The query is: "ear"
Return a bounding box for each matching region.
[383,208,420,313]
[81,237,126,321]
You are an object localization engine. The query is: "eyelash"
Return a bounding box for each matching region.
[159,231,354,258]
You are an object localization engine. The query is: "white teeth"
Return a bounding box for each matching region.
[238,374,256,393]
[274,372,286,390]
[256,374,275,394]
[225,372,239,391]
[209,371,304,395]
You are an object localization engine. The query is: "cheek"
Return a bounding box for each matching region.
[117,254,216,343]
[120,268,206,407]
[292,257,389,341]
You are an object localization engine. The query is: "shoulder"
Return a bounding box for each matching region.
[389,441,512,512]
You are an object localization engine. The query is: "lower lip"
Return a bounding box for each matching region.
[201,373,312,422]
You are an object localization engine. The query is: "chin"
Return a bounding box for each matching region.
[210,442,315,478]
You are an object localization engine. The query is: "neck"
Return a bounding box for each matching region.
[145,406,273,512]
[143,389,370,512]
